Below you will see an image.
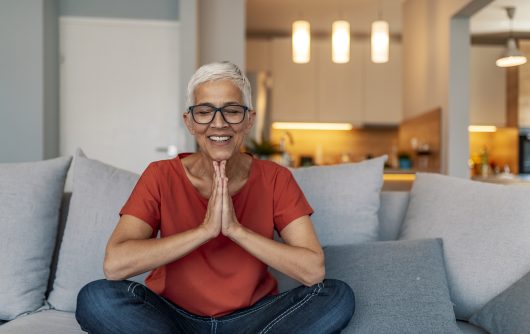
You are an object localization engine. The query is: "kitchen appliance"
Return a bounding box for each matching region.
[519,128,530,174]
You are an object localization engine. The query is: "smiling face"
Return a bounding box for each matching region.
[184,79,255,162]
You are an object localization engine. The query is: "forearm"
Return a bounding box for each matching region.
[104,226,212,280]
[229,226,325,286]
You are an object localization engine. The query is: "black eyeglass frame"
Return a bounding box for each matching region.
[187,104,250,125]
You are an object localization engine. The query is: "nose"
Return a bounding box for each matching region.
[211,110,228,127]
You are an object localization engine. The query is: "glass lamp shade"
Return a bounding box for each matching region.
[496,38,527,67]
[292,20,310,64]
[371,20,389,63]
[332,20,350,63]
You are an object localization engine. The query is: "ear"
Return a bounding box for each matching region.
[183,112,195,135]
[245,110,256,133]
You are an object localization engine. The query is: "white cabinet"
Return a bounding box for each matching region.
[363,42,402,125]
[271,38,318,122]
[251,37,403,125]
[316,40,363,124]
[470,45,506,126]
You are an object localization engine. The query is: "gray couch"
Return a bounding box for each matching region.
[2,154,529,333]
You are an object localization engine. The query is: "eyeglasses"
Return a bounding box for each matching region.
[188,104,249,124]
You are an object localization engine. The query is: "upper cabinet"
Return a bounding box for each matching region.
[247,37,403,126]
[470,45,506,126]
[363,42,402,125]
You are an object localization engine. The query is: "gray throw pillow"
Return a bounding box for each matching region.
[47,150,148,311]
[291,156,386,246]
[0,157,72,320]
[399,173,530,320]
[469,271,530,334]
[325,239,460,334]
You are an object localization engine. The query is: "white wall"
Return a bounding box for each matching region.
[402,0,494,177]
[198,0,246,70]
[0,0,58,162]
[470,45,506,126]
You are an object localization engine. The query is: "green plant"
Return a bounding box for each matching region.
[398,152,412,160]
[245,139,282,156]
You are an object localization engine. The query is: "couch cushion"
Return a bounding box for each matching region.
[378,191,410,241]
[0,310,84,334]
[47,150,148,312]
[291,156,386,246]
[399,173,530,320]
[457,321,488,334]
[0,157,72,321]
[324,239,460,334]
[469,270,530,334]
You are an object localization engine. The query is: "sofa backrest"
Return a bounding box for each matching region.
[45,190,411,295]
[378,191,410,241]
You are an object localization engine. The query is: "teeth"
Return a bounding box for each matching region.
[209,136,230,142]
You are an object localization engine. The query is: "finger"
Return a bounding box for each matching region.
[220,160,226,178]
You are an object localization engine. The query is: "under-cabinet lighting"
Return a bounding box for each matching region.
[272,122,353,131]
[468,125,497,133]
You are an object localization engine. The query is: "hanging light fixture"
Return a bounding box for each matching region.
[371,2,389,63]
[332,20,350,63]
[496,7,527,68]
[292,20,310,64]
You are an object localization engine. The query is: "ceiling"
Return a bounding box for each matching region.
[246,0,530,36]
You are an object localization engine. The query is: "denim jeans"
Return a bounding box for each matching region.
[76,278,354,334]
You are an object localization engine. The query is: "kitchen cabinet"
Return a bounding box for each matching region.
[470,45,506,126]
[270,38,318,122]
[263,37,402,125]
[363,42,402,125]
[316,39,363,124]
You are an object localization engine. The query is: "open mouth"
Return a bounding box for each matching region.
[208,135,232,143]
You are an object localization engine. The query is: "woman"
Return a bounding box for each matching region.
[76,61,355,333]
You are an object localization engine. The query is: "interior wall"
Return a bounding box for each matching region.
[59,0,179,20]
[402,0,495,177]
[0,0,56,162]
[198,0,245,70]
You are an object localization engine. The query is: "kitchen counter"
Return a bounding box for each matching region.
[471,174,530,185]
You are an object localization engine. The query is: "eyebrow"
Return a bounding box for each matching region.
[195,101,243,107]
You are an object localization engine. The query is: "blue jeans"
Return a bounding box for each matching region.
[76,279,354,334]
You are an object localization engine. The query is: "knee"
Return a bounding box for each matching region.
[324,279,355,318]
[76,279,127,319]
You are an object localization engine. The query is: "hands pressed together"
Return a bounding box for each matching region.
[201,161,242,240]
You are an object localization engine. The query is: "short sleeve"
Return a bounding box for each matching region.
[120,162,161,232]
[273,167,313,232]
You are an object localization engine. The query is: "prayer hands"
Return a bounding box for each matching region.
[202,161,241,239]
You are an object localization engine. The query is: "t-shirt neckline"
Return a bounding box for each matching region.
[175,153,256,201]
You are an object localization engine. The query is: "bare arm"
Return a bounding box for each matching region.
[104,162,225,280]
[228,216,325,286]
[218,161,324,286]
[103,215,214,280]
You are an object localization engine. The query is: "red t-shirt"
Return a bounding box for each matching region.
[119,154,313,317]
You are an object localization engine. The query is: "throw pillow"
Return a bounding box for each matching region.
[47,150,148,311]
[469,271,530,333]
[399,173,530,320]
[291,155,386,246]
[0,156,72,320]
[325,239,460,334]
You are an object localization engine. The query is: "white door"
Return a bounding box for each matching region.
[60,17,185,174]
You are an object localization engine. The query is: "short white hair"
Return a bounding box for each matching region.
[186,61,253,109]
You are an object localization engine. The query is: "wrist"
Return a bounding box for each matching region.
[226,223,246,241]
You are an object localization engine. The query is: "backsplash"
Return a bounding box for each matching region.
[270,127,398,167]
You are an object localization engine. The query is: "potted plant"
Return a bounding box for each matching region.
[245,138,282,160]
[398,152,413,170]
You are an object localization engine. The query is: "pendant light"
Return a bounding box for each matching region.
[371,2,389,63]
[496,7,527,68]
[292,20,310,64]
[332,20,350,63]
